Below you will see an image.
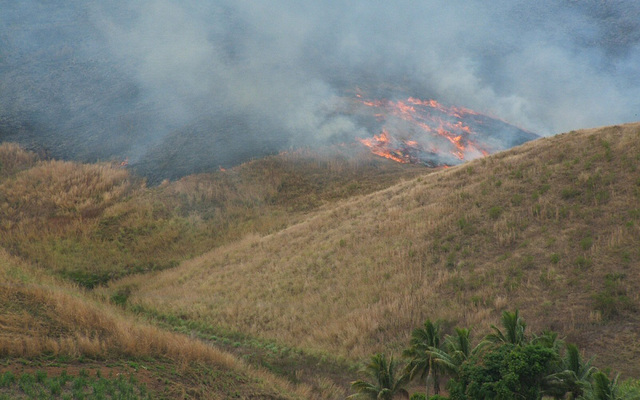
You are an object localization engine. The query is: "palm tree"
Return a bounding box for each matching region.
[403,319,443,396]
[543,343,596,399]
[427,327,475,379]
[584,371,624,400]
[484,309,527,346]
[532,329,563,352]
[348,353,409,400]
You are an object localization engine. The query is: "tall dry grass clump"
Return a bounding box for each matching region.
[1,159,132,223]
[0,248,227,363]
[0,142,37,178]
[0,283,236,367]
[0,153,148,285]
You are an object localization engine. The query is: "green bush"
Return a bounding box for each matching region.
[111,287,131,307]
[560,187,581,199]
[489,206,503,220]
[575,256,592,270]
[35,370,47,383]
[457,217,468,230]
[511,194,523,206]
[409,393,448,400]
[593,274,633,320]
[0,371,15,388]
[450,344,556,400]
[580,236,593,250]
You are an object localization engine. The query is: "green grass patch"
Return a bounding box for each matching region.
[0,370,150,400]
[593,274,634,320]
[580,236,593,250]
[560,187,581,200]
[574,256,593,270]
[488,206,503,220]
[128,304,357,389]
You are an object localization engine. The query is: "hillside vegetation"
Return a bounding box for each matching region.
[0,248,309,399]
[0,144,422,288]
[1,123,640,398]
[0,142,423,398]
[108,123,640,383]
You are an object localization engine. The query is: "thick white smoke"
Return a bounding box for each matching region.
[93,0,640,134]
[1,0,639,178]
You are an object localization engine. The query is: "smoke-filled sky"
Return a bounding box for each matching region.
[1,1,639,177]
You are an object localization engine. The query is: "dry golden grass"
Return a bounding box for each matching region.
[1,159,133,223]
[0,143,421,288]
[0,157,155,286]
[111,123,640,377]
[0,143,423,397]
[0,142,37,178]
[0,248,310,399]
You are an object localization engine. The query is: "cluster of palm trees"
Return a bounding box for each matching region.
[348,310,638,400]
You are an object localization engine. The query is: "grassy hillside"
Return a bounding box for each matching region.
[2,123,640,397]
[0,142,423,398]
[0,144,422,288]
[107,123,640,384]
[0,249,310,399]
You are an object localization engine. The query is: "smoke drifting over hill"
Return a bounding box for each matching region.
[1,1,639,179]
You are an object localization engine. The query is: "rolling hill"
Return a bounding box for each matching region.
[0,248,310,399]
[0,141,423,398]
[1,122,639,398]
[106,123,640,384]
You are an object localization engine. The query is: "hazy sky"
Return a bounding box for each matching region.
[1,1,639,167]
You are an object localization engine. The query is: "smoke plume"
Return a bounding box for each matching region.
[1,1,639,180]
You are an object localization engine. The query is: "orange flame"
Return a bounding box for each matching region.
[358,130,410,164]
[354,93,492,165]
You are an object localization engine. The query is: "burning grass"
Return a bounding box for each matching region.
[352,93,537,166]
[109,123,640,378]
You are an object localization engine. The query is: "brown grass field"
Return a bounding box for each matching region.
[0,142,422,398]
[108,123,640,378]
[1,122,640,398]
[0,143,422,288]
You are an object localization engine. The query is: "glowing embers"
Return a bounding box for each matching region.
[358,130,410,164]
[356,94,493,166]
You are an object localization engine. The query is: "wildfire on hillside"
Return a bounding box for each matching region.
[353,92,537,167]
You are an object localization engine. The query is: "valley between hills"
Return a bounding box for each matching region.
[1,122,640,398]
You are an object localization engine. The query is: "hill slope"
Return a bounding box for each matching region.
[110,123,640,380]
[0,248,310,399]
[0,144,423,288]
[0,142,423,398]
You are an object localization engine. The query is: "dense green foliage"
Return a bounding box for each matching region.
[449,343,556,399]
[350,311,640,400]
